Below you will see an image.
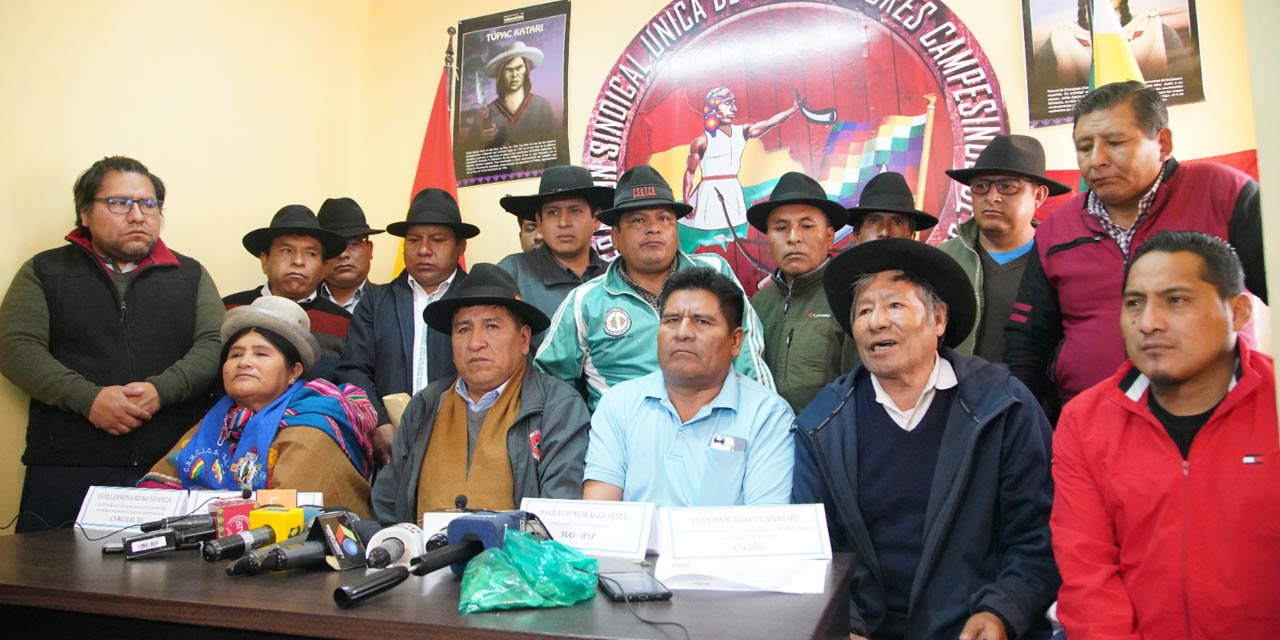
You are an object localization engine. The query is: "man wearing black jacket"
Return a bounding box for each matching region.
[337,188,477,466]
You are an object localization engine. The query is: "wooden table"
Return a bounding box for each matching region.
[0,530,853,639]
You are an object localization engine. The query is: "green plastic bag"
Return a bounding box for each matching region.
[458,528,599,614]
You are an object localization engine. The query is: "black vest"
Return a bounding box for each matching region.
[24,244,210,467]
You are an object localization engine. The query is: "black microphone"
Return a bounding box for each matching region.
[203,526,276,562]
[139,513,215,533]
[232,516,379,575]
[333,567,411,608]
[123,521,219,560]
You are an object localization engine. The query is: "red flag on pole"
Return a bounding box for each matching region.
[410,66,459,201]
[393,55,463,275]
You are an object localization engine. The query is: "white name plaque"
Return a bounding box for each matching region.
[75,486,187,532]
[521,498,655,560]
[655,503,832,593]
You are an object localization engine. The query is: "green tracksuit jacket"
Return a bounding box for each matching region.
[533,251,773,410]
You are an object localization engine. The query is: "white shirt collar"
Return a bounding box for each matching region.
[260,283,317,304]
[407,268,458,298]
[870,353,957,431]
[410,267,460,393]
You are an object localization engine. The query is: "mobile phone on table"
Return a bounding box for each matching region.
[598,571,673,602]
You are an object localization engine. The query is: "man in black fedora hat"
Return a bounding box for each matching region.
[337,187,476,466]
[747,171,858,413]
[792,238,1057,640]
[371,263,589,521]
[846,172,938,245]
[317,197,384,314]
[535,165,772,411]
[940,134,1070,362]
[496,165,611,344]
[223,204,353,378]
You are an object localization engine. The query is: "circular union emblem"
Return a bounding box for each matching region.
[603,307,632,337]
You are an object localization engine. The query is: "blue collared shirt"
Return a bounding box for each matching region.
[584,369,795,507]
[453,375,512,413]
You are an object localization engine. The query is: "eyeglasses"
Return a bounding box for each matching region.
[969,179,1026,195]
[94,197,163,216]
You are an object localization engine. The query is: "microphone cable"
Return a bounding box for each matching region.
[596,574,690,640]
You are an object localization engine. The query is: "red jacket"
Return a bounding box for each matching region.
[1051,344,1280,639]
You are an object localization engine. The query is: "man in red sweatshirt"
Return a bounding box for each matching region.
[1052,230,1279,638]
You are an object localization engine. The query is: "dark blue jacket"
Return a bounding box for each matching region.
[792,349,1058,640]
[335,269,463,425]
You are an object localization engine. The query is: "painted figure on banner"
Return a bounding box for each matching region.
[681,87,801,232]
[583,2,1004,296]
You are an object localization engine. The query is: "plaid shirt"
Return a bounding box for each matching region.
[617,258,678,311]
[1085,161,1168,258]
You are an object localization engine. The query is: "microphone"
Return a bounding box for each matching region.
[222,507,328,575]
[228,513,377,575]
[203,526,277,562]
[123,520,219,560]
[139,513,215,533]
[365,524,424,569]
[332,511,528,608]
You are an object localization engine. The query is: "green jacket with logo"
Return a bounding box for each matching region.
[533,251,773,411]
[750,261,858,414]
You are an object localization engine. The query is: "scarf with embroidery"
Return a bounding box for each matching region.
[171,380,376,490]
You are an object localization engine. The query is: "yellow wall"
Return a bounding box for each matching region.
[0,0,1269,532]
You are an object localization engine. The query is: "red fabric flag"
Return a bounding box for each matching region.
[410,66,459,201]
[393,65,464,275]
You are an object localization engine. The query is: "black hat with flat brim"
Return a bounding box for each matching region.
[746,171,849,232]
[945,134,1072,196]
[845,172,939,231]
[317,197,385,237]
[499,165,614,221]
[242,204,347,260]
[423,263,550,334]
[386,188,481,239]
[598,165,693,227]
[823,237,975,348]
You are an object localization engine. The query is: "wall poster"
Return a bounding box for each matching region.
[454,1,571,186]
[1023,0,1204,128]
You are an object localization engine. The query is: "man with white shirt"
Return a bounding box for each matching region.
[792,238,1058,640]
[337,188,475,466]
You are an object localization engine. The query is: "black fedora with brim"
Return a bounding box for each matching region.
[746,171,849,232]
[317,197,385,237]
[823,237,975,349]
[387,188,481,239]
[423,263,550,334]
[499,165,614,221]
[945,134,1072,196]
[242,204,347,260]
[598,165,693,227]
[846,172,939,231]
